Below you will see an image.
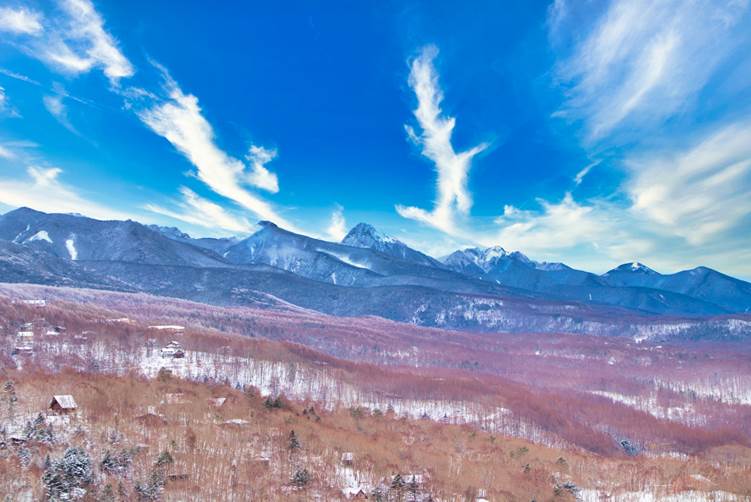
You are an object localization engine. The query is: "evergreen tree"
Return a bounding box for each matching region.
[155,449,173,467]
[135,469,165,501]
[291,468,310,487]
[391,474,405,490]
[42,447,93,500]
[3,380,17,418]
[288,430,301,450]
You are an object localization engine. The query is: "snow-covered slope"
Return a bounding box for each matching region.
[0,207,229,267]
[341,223,443,268]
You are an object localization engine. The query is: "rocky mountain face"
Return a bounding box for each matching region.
[342,222,443,268]
[0,207,750,338]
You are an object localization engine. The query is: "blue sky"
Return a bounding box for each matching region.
[1,0,750,278]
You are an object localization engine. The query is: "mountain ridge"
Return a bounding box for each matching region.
[0,207,749,328]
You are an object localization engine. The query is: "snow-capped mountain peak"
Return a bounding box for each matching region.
[442,246,512,273]
[607,262,658,275]
[341,223,441,267]
[342,222,396,247]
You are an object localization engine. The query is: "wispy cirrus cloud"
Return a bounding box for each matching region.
[396,45,488,234]
[0,86,20,117]
[1,0,133,83]
[0,165,132,220]
[0,6,43,35]
[145,187,254,234]
[42,93,77,133]
[554,0,749,141]
[136,68,299,232]
[326,204,347,241]
[626,121,751,245]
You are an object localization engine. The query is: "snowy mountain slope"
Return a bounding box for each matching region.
[442,247,729,315]
[0,207,229,267]
[601,263,751,313]
[342,222,444,268]
[223,221,502,293]
[0,207,749,320]
[0,239,132,290]
[148,224,240,255]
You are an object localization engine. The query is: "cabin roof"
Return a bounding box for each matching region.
[51,394,77,409]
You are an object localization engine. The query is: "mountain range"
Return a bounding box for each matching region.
[0,207,749,338]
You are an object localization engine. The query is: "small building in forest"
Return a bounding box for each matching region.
[161,341,185,359]
[49,395,78,414]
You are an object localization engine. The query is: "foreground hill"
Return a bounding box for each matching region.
[1,285,750,500]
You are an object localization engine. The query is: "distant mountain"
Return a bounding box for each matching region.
[342,223,443,268]
[0,207,229,267]
[223,221,497,294]
[0,207,750,334]
[602,263,751,313]
[0,239,130,290]
[148,224,239,255]
[442,246,730,315]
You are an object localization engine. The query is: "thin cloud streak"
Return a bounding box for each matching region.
[555,0,749,141]
[145,187,254,234]
[0,166,133,221]
[136,68,299,232]
[396,45,488,234]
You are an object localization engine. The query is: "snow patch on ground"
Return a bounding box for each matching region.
[588,390,704,425]
[65,236,77,260]
[25,230,52,244]
[579,489,742,501]
[317,249,372,271]
[12,224,30,244]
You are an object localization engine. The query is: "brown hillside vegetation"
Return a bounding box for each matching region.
[1,284,750,499]
[1,369,751,501]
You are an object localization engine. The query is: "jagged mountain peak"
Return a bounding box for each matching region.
[342,222,396,247]
[443,246,518,273]
[339,222,440,267]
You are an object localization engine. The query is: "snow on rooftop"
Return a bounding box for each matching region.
[51,394,77,409]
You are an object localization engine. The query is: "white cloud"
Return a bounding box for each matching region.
[326,204,347,241]
[0,145,15,159]
[54,0,133,81]
[555,0,749,141]
[246,145,279,193]
[3,0,133,83]
[0,6,43,35]
[136,70,299,232]
[0,68,40,85]
[43,93,78,133]
[626,121,751,245]
[0,166,132,220]
[574,160,599,185]
[396,45,488,234]
[492,193,614,253]
[0,86,20,117]
[145,187,253,234]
